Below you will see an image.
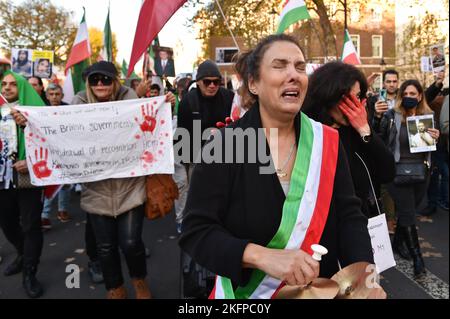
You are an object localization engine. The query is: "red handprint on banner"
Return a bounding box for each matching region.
[28,147,52,179]
[135,103,158,133]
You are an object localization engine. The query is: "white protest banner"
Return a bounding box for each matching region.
[16,97,173,186]
[367,214,396,273]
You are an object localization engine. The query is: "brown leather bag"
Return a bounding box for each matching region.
[145,174,179,220]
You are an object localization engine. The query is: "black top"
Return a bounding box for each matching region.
[337,126,395,216]
[179,104,374,287]
[399,123,425,163]
[177,87,234,162]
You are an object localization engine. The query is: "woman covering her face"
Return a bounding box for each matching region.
[303,61,395,219]
[179,34,384,299]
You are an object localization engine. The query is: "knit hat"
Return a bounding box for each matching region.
[196,60,222,81]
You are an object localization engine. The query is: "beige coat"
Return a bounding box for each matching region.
[71,86,146,217]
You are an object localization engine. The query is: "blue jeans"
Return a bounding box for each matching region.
[427,147,449,207]
[41,185,72,219]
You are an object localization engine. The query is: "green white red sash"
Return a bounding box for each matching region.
[209,113,339,299]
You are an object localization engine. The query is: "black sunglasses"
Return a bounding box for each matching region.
[202,79,221,87]
[88,74,113,86]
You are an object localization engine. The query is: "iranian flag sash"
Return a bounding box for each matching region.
[210,113,339,299]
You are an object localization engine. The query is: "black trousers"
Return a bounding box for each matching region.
[0,188,44,267]
[85,213,98,261]
[388,181,428,226]
[88,205,147,290]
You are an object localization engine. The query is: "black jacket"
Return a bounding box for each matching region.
[333,126,395,216]
[179,104,374,287]
[177,87,234,162]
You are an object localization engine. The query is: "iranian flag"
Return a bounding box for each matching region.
[122,59,139,80]
[341,29,361,65]
[128,0,186,78]
[63,10,91,103]
[100,6,113,62]
[276,0,311,34]
[0,93,7,106]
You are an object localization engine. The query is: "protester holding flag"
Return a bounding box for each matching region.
[0,71,46,298]
[71,61,175,299]
[303,61,395,218]
[179,34,384,299]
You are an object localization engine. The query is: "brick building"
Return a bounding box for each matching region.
[207,0,398,91]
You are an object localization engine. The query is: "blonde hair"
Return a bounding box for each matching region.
[85,77,121,103]
[394,79,433,122]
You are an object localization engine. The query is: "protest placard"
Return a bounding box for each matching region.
[11,48,33,78]
[31,50,54,79]
[430,44,446,75]
[16,97,174,186]
[406,114,436,153]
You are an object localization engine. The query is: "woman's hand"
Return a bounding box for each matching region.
[165,92,176,107]
[338,94,371,136]
[13,160,28,174]
[10,108,27,127]
[135,79,151,98]
[427,128,440,140]
[243,244,320,286]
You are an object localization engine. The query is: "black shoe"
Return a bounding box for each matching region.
[4,255,23,276]
[23,265,43,298]
[420,205,437,216]
[392,226,411,260]
[88,260,104,284]
[400,225,426,278]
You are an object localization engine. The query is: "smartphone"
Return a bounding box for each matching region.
[378,89,387,102]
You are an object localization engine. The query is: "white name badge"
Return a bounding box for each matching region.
[368,214,396,273]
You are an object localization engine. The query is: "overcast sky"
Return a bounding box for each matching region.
[14,0,202,74]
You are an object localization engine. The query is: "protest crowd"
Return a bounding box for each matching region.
[0,0,448,300]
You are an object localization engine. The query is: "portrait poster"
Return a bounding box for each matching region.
[406,114,436,153]
[31,50,54,79]
[429,44,446,75]
[11,48,33,78]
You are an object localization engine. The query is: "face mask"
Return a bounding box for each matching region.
[402,97,419,110]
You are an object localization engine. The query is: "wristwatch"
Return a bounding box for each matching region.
[361,133,372,143]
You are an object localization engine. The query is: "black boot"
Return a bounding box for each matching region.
[23,265,43,298]
[4,255,23,276]
[392,223,411,260]
[400,225,426,278]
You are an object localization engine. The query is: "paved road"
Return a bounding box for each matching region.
[0,190,448,299]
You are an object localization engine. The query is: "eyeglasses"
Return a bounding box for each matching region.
[202,79,221,87]
[88,74,113,86]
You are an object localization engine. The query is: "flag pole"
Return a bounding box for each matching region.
[214,0,240,52]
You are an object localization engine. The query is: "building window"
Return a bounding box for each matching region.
[215,47,239,65]
[350,34,360,56]
[372,35,383,58]
[350,7,360,22]
[371,7,382,22]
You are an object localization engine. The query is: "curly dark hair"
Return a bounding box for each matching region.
[303,61,368,126]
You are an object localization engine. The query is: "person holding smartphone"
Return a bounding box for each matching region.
[367,69,400,125]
